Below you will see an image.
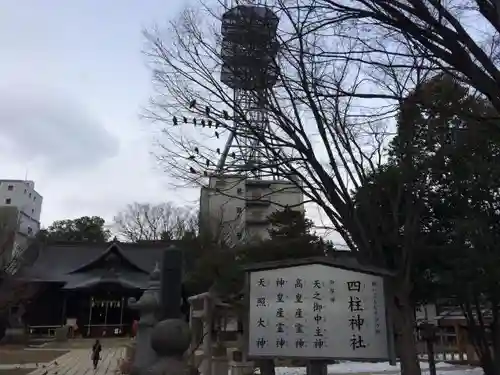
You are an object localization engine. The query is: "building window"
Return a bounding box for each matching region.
[34,196,36,201]
[5,198,11,204]
[7,185,13,191]
[27,227,33,235]
[237,188,243,195]
[236,207,243,214]
[29,193,31,198]
[24,189,26,194]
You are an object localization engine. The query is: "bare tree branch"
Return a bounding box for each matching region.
[113,202,198,242]
[143,0,430,257]
[0,207,41,317]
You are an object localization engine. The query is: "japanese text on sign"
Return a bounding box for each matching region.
[248,264,389,360]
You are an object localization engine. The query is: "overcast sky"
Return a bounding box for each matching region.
[0,1,343,247]
[0,1,204,227]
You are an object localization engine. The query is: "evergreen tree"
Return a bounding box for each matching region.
[38,216,111,243]
[184,208,328,297]
[355,74,500,375]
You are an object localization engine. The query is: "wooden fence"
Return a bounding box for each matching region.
[414,326,482,365]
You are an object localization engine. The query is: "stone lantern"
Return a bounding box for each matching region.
[129,248,194,375]
[129,263,161,375]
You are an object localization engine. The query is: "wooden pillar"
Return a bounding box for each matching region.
[119,296,125,334]
[454,323,465,361]
[104,300,109,327]
[439,326,445,355]
[61,293,67,326]
[306,361,327,375]
[203,295,213,375]
[87,295,93,336]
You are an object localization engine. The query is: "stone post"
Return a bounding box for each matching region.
[147,247,195,375]
[129,263,161,375]
[159,248,183,320]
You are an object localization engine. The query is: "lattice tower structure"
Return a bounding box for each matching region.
[218,4,280,179]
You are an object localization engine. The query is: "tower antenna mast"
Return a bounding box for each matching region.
[217,0,280,179]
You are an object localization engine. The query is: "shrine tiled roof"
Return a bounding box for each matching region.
[16,240,179,290]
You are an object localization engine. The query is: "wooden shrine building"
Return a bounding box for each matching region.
[15,241,170,338]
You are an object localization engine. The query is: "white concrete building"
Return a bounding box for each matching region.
[199,175,304,246]
[0,206,21,270]
[0,180,42,237]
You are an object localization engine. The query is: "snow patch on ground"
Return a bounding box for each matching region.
[331,361,454,373]
[428,369,483,375]
[264,361,484,375]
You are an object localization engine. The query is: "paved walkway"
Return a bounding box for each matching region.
[24,348,125,375]
[0,347,477,375]
[342,367,477,375]
[0,364,39,370]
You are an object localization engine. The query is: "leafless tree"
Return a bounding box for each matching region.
[143,1,439,374]
[0,207,17,272]
[317,0,500,113]
[0,207,40,324]
[113,202,198,242]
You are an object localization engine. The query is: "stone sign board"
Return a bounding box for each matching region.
[246,259,395,361]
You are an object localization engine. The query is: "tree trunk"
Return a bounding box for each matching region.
[491,305,500,375]
[479,350,498,375]
[490,322,500,375]
[481,360,498,375]
[393,287,421,375]
[462,300,497,375]
[477,321,500,375]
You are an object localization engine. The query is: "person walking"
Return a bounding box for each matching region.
[91,339,102,370]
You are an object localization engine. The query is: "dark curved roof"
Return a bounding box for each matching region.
[17,240,178,290]
[69,243,146,274]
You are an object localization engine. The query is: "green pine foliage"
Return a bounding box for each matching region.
[37,216,111,243]
[182,208,329,298]
[354,73,500,373]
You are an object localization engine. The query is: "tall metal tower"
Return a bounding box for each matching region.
[216,2,280,179]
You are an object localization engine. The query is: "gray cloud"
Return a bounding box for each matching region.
[0,86,119,173]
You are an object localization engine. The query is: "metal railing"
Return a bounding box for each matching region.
[83,324,129,337]
[28,325,61,337]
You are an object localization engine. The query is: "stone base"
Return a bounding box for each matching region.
[129,365,141,375]
[212,357,229,375]
[55,326,69,342]
[2,328,28,345]
[229,362,255,375]
[149,357,190,375]
[126,342,136,362]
